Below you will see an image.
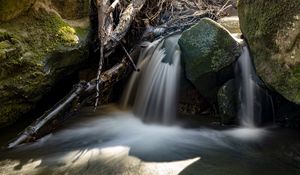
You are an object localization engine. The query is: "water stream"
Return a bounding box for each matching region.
[0,36,299,175]
[121,34,181,124]
[237,46,256,127]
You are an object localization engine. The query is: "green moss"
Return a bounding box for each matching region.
[0,5,88,127]
[179,18,240,80]
[179,18,240,101]
[58,26,79,44]
[238,0,300,104]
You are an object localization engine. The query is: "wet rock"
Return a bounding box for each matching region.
[178,18,241,102]
[178,76,210,116]
[217,79,238,124]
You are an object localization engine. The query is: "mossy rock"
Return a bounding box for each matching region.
[178,18,241,101]
[217,79,238,124]
[238,0,300,104]
[0,0,36,22]
[0,2,90,128]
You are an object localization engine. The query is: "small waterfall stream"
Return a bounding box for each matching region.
[237,46,256,127]
[121,34,181,124]
[1,34,299,175]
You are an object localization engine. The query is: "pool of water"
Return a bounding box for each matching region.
[0,104,299,175]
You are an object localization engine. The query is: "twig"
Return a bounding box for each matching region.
[108,0,120,13]
[120,42,139,72]
[216,0,231,16]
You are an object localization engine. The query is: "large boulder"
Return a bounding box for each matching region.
[0,1,90,127]
[238,1,300,104]
[178,18,241,102]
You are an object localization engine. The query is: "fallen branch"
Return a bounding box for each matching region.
[95,0,110,109]
[120,42,140,71]
[8,56,131,149]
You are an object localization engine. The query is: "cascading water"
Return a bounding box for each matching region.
[121,34,181,124]
[237,46,256,127]
[2,33,299,175]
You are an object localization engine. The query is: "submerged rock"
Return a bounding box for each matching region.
[217,79,238,124]
[178,18,241,102]
[238,0,300,104]
[0,1,90,127]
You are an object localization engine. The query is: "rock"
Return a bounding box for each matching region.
[178,18,241,102]
[178,76,210,116]
[217,79,237,124]
[0,1,90,128]
[238,0,300,104]
[218,16,241,34]
[0,0,36,22]
[50,0,90,20]
[219,0,238,17]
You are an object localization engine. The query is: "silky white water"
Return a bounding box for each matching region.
[237,46,256,127]
[121,34,181,124]
[4,35,298,175]
[2,105,299,175]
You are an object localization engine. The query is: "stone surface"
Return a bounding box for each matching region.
[178,18,241,101]
[238,0,300,104]
[0,0,36,22]
[218,16,241,34]
[178,76,209,116]
[50,0,90,20]
[217,79,237,124]
[0,1,90,127]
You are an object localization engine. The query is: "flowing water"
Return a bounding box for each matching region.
[237,46,256,127]
[0,36,300,175]
[121,34,181,124]
[0,106,299,175]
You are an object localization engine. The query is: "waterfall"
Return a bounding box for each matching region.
[121,34,181,124]
[237,46,256,127]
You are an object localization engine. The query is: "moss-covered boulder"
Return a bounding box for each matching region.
[178,18,241,101]
[0,1,90,128]
[238,0,300,104]
[217,79,238,124]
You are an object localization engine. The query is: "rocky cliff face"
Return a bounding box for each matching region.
[238,0,300,104]
[0,0,90,127]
